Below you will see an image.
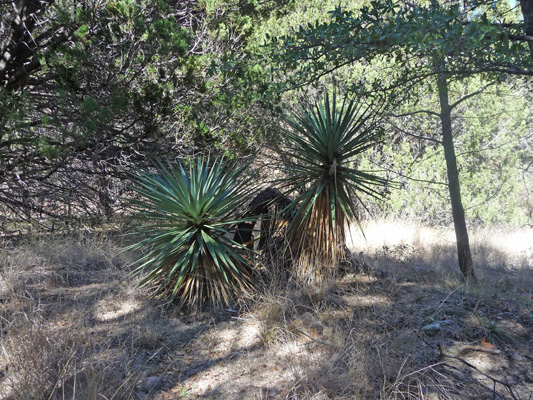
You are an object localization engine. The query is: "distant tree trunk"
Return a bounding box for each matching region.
[519,0,533,58]
[0,0,55,89]
[437,71,476,282]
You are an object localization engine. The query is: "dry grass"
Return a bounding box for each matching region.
[347,218,533,296]
[0,219,531,400]
[348,218,533,267]
[0,233,142,400]
[246,218,533,399]
[252,277,418,399]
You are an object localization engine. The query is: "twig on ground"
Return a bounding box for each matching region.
[454,344,501,355]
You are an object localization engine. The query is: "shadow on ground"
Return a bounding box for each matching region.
[0,236,532,399]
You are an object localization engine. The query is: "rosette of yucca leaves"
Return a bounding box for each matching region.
[126,157,256,309]
[281,92,387,280]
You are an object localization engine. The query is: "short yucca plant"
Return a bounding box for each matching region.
[281,92,387,281]
[126,157,256,309]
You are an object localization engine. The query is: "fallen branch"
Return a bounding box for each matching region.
[454,344,501,356]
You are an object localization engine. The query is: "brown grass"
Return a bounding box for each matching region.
[0,220,531,399]
[0,234,141,400]
[348,218,533,296]
[248,219,533,399]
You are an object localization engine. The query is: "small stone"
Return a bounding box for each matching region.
[143,376,163,392]
[511,352,524,361]
[136,391,148,399]
[422,322,442,336]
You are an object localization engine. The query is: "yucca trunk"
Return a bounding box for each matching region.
[179,252,223,309]
[177,251,253,309]
[290,184,347,282]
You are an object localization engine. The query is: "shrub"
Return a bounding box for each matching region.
[126,157,256,309]
[280,92,386,281]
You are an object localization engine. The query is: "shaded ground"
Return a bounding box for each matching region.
[0,235,532,399]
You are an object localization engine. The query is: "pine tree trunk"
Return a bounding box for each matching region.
[437,71,476,282]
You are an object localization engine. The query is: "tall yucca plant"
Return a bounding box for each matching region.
[126,157,256,309]
[281,92,387,281]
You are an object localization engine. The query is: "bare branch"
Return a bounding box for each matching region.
[387,119,443,144]
[449,82,495,110]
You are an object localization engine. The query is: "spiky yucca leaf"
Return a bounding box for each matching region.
[281,92,387,280]
[126,158,256,309]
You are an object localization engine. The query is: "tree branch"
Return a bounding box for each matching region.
[387,119,442,144]
[507,33,533,42]
[390,109,441,118]
[449,82,495,110]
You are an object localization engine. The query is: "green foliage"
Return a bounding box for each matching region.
[358,79,531,226]
[2,0,531,233]
[126,157,256,309]
[1,0,279,226]
[260,0,533,236]
[265,0,531,96]
[280,92,386,279]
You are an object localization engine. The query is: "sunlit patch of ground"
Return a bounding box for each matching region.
[94,296,144,322]
[348,219,533,270]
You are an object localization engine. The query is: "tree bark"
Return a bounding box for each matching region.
[520,0,533,58]
[0,0,57,89]
[437,71,476,282]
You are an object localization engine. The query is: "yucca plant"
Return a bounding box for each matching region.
[280,92,387,281]
[126,157,256,309]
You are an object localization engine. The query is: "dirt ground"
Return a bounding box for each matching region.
[0,234,532,399]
